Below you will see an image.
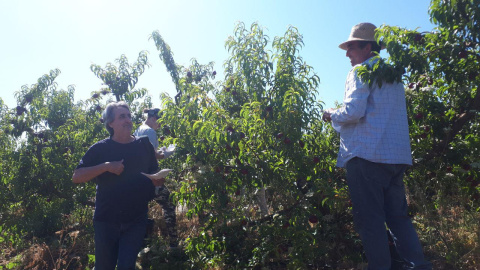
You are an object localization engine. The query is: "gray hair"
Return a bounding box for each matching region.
[102,101,130,136]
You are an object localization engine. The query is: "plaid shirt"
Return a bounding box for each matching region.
[330,57,412,167]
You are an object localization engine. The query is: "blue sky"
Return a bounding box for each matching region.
[0,0,433,110]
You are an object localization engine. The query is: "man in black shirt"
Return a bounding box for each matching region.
[73,101,163,270]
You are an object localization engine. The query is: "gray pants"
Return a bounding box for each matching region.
[346,157,431,270]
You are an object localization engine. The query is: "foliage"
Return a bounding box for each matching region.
[2,1,480,268]
[90,51,150,103]
[151,22,364,268]
[355,56,404,88]
[150,32,181,94]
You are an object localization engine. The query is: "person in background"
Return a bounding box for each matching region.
[73,101,164,270]
[134,108,178,247]
[322,23,431,269]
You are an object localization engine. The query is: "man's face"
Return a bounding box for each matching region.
[151,116,160,130]
[346,41,371,66]
[109,106,133,136]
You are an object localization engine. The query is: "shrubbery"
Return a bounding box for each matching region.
[1,0,479,268]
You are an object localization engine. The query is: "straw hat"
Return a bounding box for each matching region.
[339,22,385,50]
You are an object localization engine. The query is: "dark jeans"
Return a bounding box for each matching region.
[94,215,147,270]
[346,157,432,270]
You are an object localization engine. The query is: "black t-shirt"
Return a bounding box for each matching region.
[76,136,158,223]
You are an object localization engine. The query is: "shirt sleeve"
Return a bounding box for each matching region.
[144,128,159,149]
[75,143,100,169]
[330,68,370,126]
[140,137,159,174]
[149,147,159,174]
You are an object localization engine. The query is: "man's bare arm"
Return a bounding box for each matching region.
[72,159,124,184]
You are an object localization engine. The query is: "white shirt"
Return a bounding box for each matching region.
[330,57,412,167]
[134,124,159,149]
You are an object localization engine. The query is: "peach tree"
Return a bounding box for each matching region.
[152,23,358,268]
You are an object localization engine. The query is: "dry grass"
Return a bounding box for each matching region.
[2,197,479,269]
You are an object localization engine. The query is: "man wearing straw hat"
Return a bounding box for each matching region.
[322,23,431,269]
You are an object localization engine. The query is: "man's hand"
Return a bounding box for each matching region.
[106,159,124,175]
[73,160,124,184]
[155,150,165,160]
[322,110,332,122]
[151,178,166,186]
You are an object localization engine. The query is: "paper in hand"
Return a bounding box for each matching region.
[160,144,176,158]
[166,144,176,152]
[142,169,173,180]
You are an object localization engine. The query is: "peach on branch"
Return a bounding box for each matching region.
[308,215,318,224]
[458,50,468,59]
[299,140,305,148]
[24,95,33,104]
[16,106,26,116]
[462,164,471,171]
[414,33,424,44]
[468,71,478,81]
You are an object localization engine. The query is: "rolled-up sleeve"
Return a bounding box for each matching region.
[331,68,369,126]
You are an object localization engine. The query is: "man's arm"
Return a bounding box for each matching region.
[139,129,165,159]
[322,109,334,122]
[328,70,370,125]
[72,159,124,184]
